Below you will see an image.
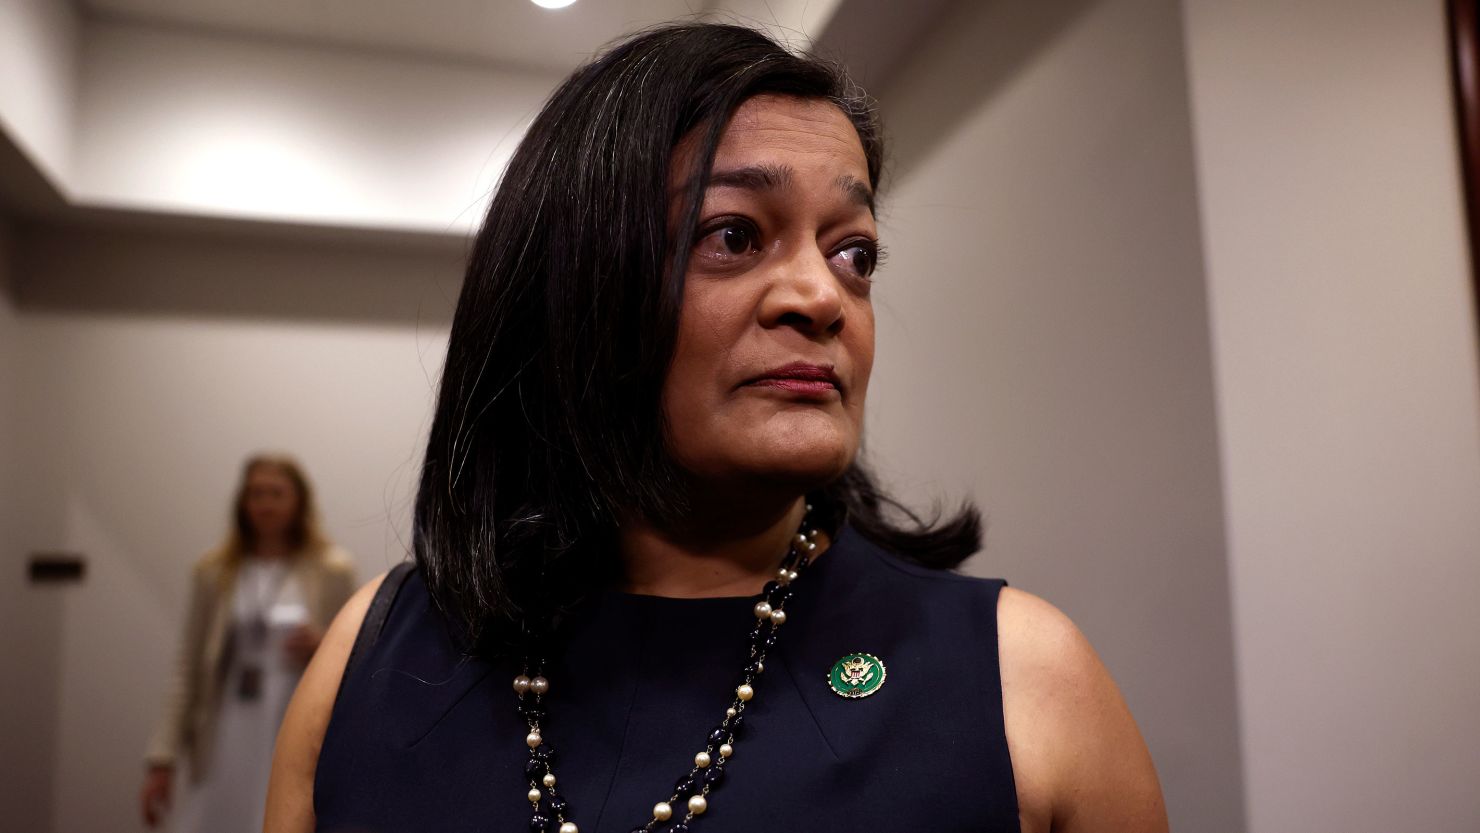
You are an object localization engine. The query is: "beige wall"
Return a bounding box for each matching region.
[1182,0,1480,831]
[4,223,461,833]
[0,220,63,833]
[73,20,556,233]
[0,0,77,183]
[869,0,1243,828]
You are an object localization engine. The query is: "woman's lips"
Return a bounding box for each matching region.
[742,363,841,399]
[747,378,838,396]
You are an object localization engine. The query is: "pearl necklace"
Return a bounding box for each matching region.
[511,512,821,833]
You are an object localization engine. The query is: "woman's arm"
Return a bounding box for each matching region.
[285,551,361,668]
[140,563,212,827]
[998,587,1168,833]
[263,571,387,833]
[145,564,212,767]
[322,548,361,614]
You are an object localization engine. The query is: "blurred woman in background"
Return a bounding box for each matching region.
[141,453,356,833]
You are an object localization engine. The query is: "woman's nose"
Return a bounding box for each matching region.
[758,247,846,336]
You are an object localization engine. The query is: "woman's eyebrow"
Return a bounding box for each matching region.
[837,174,875,213]
[706,163,794,193]
[703,164,875,214]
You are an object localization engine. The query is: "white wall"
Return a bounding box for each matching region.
[1182,1,1480,831]
[868,0,1244,828]
[710,0,844,49]
[6,223,461,833]
[0,8,561,232]
[0,0,77,184]
[71,19,557,233]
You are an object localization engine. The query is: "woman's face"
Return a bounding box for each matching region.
[663,94,878,498]
[243,463,300,541]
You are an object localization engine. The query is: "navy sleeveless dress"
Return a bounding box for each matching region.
[315,524,1021,832]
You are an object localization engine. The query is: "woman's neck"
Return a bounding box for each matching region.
[252,535,293,559]
[618,497,807,598]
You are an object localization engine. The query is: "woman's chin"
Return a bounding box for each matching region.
[672,414,861,494]
[740,431,857,488]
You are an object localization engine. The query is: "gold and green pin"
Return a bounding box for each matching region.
[827,652,886,699]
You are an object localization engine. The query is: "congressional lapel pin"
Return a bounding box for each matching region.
[828,652,886,698]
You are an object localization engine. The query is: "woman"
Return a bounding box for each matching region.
[142,454,357,833]
[267,23,1166,833]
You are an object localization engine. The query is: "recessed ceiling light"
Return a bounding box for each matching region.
[531,0,577,8]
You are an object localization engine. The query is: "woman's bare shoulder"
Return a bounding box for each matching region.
[997,586,1168,833]
[264,571,389,833]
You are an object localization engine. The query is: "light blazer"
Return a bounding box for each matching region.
[145,545,358,781]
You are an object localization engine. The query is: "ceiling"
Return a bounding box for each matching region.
[79,0,729,73]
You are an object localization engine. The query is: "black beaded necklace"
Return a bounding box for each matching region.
[511,510,821,833]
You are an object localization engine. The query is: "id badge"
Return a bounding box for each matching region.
[236,664,263,701]
[245,614,269,651]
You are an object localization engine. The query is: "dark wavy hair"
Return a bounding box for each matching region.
[414,22,980,651]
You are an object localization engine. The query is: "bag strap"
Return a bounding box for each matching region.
[335,561,415,709]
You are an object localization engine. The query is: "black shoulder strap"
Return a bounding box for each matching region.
[335,561,415,709]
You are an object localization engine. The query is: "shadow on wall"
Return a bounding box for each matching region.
[0,573,64,833]
[0,219,63,833]
[879,0,1100,184]
[10,219,466,326]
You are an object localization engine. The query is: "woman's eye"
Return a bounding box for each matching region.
[695,222,760,261]
[720,226,753,254]
[831,241,880,279]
